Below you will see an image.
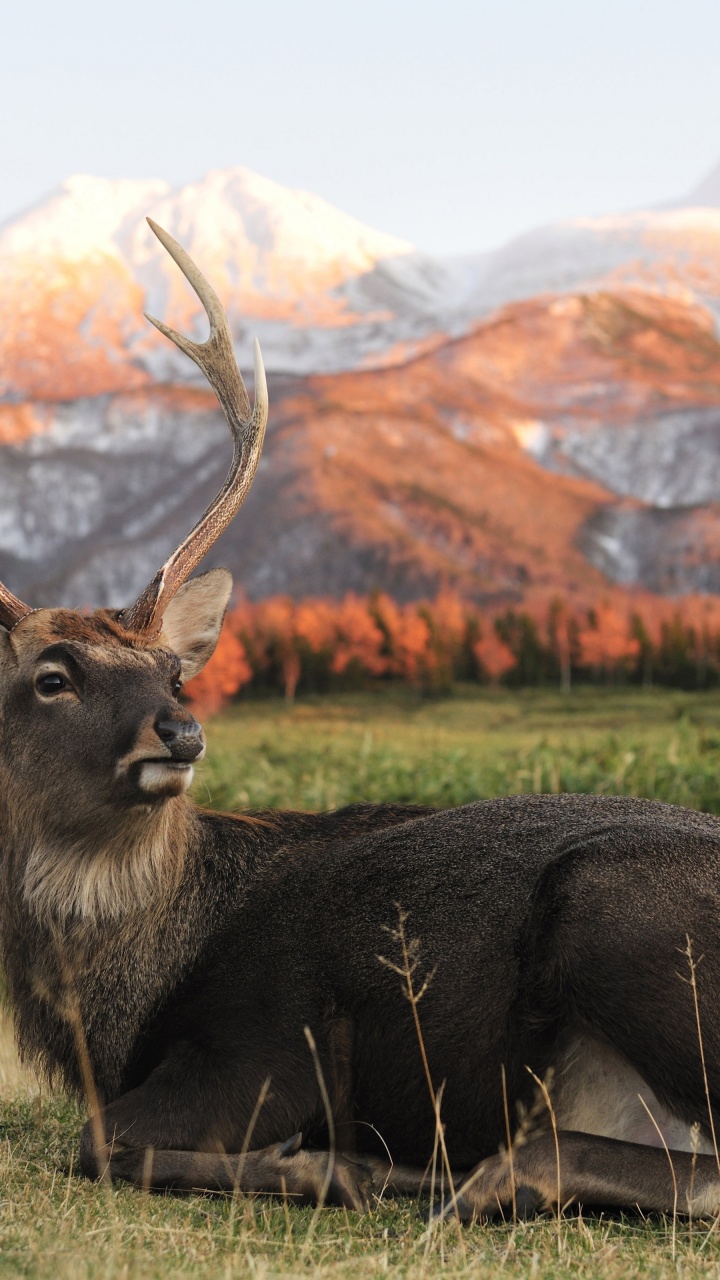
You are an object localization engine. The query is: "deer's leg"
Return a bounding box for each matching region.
[77,1037,377,1209]
[362,1157,465,1197]
[87,1130,373,1208]
[435,1130,720,1222]
[95,1134,453,1205]
[80,1105,444,1208]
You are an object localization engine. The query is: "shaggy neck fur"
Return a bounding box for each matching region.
[2,791,194,928]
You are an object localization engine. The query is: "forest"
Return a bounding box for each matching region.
[185,590,720,713]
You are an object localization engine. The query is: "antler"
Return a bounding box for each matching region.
[0,584,33,632]
[120,218,269,636]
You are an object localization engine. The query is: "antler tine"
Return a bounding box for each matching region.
[121,220,269,636]
[0,584,33,632]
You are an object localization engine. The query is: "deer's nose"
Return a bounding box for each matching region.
[155,718,205,762]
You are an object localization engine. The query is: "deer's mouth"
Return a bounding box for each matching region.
[137,760,194,797]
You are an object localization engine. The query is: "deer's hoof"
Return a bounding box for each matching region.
[514,1185,545,1218]
[425,1192,475,1224]
[278,1132,303,1158]
[327,1153,374,1212]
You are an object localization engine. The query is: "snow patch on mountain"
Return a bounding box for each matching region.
[458,207,720,323]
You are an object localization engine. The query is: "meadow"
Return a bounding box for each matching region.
[4,687,720,1278]
[198,684,720,814]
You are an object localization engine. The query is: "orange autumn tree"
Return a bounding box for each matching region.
[578,604,640,680]
[330,595,387,678]
[254,597,302,702]
[225,596,271,681]
[630,596,668,687]
[372,594,434,686]
[294,599,337,658]
[680,596,720,685]
[473,629,517,685]
[424,591,469,689]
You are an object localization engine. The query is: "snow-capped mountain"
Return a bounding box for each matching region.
[4,160,720,606]
[0,168,480,398]
[6,163,720,400]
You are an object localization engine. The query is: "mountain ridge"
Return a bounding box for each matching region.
[3,159,720,605]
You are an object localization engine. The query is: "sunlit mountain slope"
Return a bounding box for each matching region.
[3,162,720,605]
[3,283,720,607]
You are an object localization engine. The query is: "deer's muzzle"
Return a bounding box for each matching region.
[155,718,205,763]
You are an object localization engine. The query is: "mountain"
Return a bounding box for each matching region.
[4,283,720,608]
[6,165,720,396]
[3,162,720,607]
[0,170,476,396]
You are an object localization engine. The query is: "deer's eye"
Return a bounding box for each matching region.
[36,672,71,697]
[173,682,182,698]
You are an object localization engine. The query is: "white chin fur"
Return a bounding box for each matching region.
[138,762,194,796]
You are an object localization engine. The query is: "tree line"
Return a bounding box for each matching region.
[184,591,720,713]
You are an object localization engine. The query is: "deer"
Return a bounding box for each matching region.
[3,219,720,1223]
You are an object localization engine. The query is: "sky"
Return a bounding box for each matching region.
[3,0,720,255]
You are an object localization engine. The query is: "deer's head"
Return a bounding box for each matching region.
[0,222,268,920]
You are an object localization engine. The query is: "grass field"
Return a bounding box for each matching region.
[4,687,720,1278]
[197,684,720,814]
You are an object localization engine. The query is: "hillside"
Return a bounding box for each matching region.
[3,282,720,608]
[2,164,720,607]
[0,170,470,393]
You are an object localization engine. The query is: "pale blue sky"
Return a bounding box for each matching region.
[3,0,720,253]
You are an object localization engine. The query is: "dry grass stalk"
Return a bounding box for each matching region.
[683,936,720,1173]
[226,1076,272,1243]
[526,1068,563,1256]
[501,1063,517,1227]
[300,1025,336,1259]
[48,956,110,1186]
[377,908,461,1234]
[636,1095,678,1260]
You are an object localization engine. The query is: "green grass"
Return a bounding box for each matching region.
[5,687,720,1278]
[2,1091,720,1279]
[194,684,720,814]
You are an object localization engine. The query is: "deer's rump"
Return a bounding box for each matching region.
[176,793,720,1169]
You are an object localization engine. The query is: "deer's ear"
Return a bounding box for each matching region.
[160,569,233,680]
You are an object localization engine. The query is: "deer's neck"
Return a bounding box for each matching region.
[0,796,216,1098]
[14,797,194,928]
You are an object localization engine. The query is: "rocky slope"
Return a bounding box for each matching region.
[3,282,720,608]
[3,163,720,606]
